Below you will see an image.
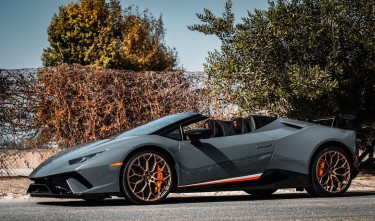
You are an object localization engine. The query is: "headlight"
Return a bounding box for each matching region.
[69,151,104,165]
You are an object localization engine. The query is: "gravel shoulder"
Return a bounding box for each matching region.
[1,174,374,201]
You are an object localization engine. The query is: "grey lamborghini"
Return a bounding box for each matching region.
[27,113,359,204]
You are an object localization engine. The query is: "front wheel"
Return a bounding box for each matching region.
[307,147,353,197]
[122,151,173,204]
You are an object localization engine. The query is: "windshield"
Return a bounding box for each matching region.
[116,114,191,139]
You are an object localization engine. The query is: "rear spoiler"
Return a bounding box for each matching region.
[313,114,356,129]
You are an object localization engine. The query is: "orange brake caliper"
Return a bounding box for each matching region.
[154,164,164,193]
[318,161,325,177]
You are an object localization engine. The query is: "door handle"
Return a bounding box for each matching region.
[256,144,273,149]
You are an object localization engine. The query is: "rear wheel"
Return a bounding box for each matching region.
[122,151,173,204]
[245,189,277,197]
[307,147,353,197]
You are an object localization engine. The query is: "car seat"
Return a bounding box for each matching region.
[232,117,250,134]
[204,119,224,137]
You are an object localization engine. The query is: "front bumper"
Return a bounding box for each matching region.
[27,172,118,198]
[27,184,80,198]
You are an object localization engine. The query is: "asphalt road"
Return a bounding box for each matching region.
[1,191,375,221]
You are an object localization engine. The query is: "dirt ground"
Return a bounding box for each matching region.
[0,177,32,199]
[0,174,374,200]
[0,149,60,177]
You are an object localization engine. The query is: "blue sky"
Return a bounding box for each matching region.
[0,0,268,71]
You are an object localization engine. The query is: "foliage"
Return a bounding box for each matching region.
[36,65,202,147]
[0,69,40,148]
[189,0,375,141]
[0,67,208,149]
[42,0,178,71]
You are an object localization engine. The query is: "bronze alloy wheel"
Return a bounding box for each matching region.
[307,147,353,197]
[123,152,172,204]
[315,150,351,193]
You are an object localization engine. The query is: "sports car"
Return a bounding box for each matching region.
[27,112,359,204]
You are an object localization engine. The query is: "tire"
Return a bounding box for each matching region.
[244,189,277,197]
[304,187,318,196]
[308,147,353,197]
[122,151,173,204]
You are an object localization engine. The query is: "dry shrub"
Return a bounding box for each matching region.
[36,65,206,147]
[0,69,40,148]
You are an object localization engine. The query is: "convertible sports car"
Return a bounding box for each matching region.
[27,113,359,204]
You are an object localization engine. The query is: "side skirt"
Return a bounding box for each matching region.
[175,170,309,193]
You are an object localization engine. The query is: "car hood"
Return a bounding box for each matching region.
[29,136,137,178]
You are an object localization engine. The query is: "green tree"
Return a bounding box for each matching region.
[190,0,374,138]
[42,0,178,71]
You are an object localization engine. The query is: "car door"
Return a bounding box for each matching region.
[179,132,275,187]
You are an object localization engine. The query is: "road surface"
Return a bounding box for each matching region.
[1,191,375,220]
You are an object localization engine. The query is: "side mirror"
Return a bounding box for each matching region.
[185,128,212,146]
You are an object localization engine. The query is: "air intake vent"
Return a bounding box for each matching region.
[282,122,303,129]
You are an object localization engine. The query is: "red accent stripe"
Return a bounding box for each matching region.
[180,175,261,188]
